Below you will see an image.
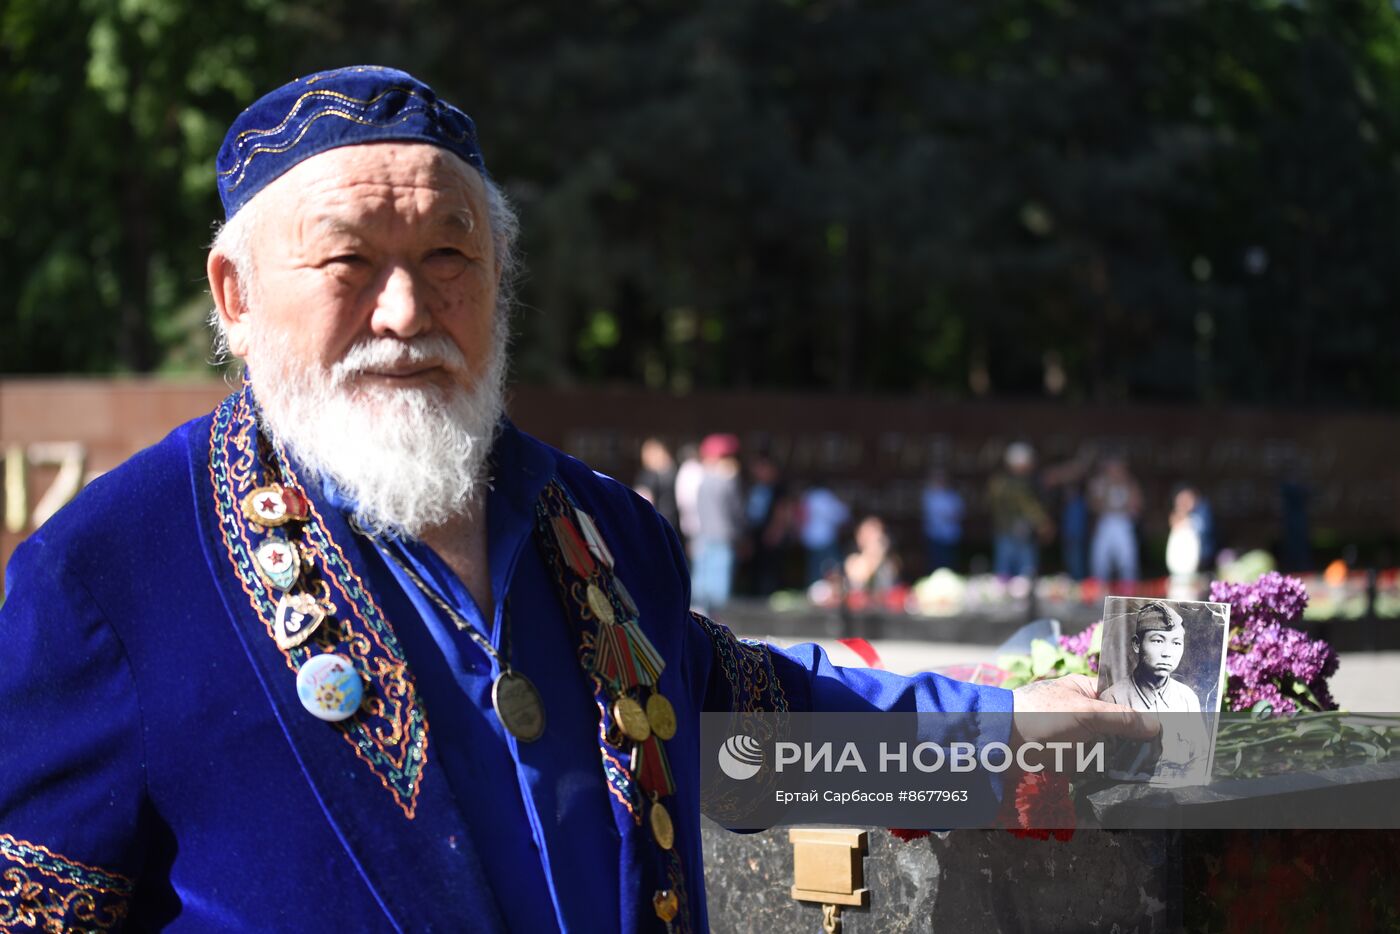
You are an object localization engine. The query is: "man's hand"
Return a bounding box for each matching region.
[1010,674,1161,752]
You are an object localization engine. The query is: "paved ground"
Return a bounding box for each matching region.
[741,632,1400,712]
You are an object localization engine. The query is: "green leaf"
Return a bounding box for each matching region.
[997,654,1032,676]
[1294,720,1336,737]
[1251,700,1274,721]
[1030,639,1058,679]
[1290,680,1326,710]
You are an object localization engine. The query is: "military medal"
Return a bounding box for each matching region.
[649,794,675,850]
[573,508,614,569]
[274,592,327,649]
[255,536,302,591]
[646,692,677,741]
[547,492,679,734]
[586,583,615,626]
[242,483,309,527]
[613,695,651,742]
[376,543,548,742]
[280,486,309,519]
[492,670,546,742]
[613,576,639,618]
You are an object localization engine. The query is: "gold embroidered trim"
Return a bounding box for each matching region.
[0,834,132,932]
[208,390,429,818]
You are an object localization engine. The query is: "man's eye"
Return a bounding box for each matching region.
[328,254,366,266]
[426,248,468,262]
[424,248,472,274]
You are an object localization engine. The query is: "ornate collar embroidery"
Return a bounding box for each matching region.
[209,386,429,817]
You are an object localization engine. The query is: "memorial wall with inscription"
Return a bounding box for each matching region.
[3,379,1398,586]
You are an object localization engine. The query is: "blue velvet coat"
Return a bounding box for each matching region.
[0,391,1012,932]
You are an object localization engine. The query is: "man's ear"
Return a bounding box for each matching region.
[208,249,252,357]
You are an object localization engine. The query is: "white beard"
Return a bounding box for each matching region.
[248,325,507,540]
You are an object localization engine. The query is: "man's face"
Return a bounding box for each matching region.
[213,142,509,538]
[1136,628,1184,677]
[229,141,499,398]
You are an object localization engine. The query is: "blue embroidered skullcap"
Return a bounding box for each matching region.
[216,65,487,218]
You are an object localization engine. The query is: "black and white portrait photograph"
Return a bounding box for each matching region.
[1097,597,1231,785]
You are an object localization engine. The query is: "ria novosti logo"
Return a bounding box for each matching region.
[718,734,764,780]
[716,735,1107,780]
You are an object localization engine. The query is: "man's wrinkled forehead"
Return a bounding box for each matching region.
[307,206,480,239]
[216,65,487,220]
[250,142,488,241]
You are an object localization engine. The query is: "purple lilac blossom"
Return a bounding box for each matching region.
[1209,573,1309,630]
[1211,574,1338,715]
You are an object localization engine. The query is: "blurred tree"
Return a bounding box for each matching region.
[0,0,299,373]
[2,0,1399,410]
[1170,0,1400,408]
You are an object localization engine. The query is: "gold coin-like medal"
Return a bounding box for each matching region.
[586,583,615,626]
[646,692,677,741]
[649,798,675,850]
[613,695,651,742]
[653,889,679,922]
[492,671,546,742]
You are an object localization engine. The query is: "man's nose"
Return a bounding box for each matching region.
[369,264,431,338]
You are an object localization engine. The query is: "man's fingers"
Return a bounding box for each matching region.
[1057,674,1099,699]
[1012,675,1161,745]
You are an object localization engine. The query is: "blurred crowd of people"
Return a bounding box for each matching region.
[631,435,1221,612]
[985,443,1216,601]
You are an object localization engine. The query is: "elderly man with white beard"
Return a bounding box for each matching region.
[0,67,1154,933]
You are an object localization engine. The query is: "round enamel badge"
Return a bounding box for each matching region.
[296,653,363,722]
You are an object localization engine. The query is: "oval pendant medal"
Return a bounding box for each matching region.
[649,796,675,850]
[492,670,546,742]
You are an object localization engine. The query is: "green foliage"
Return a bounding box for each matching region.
[0,0,300,373]
[998,637,1093,689]
[5,0,1400,407]
[1214,711,1400,779]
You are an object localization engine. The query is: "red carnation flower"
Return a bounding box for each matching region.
[1005,771,1075,841]
[887,828,932,843]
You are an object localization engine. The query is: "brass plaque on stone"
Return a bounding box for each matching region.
[788,828,870,908]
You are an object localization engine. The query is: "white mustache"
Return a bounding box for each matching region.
[331,335,468,382]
